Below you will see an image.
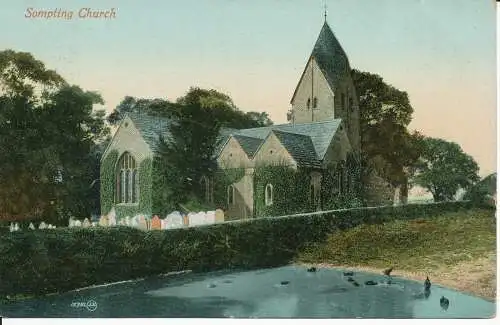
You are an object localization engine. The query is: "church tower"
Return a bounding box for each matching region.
[289,21,360,151]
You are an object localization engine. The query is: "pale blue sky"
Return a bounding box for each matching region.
[0,0,496,175]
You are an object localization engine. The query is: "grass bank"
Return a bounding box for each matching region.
[297,209,497,300]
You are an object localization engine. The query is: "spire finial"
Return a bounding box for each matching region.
[324,2,327,22]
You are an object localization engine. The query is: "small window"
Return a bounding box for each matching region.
[341,93,345,110]
[307,98,311,110]
[265,183,273,206]
[349,97,354,112]
[313,97,318,108]
[227,185,235,205]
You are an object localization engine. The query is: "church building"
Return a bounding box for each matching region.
[100,22,366,221]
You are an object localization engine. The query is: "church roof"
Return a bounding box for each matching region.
[272,130,321,168]
[232,134,263,157]
[127,112,173,151]
[123,112,341,168]
[291,22,351,103]
[232,118,341,161]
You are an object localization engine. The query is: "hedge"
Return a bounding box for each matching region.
[0,200,474,299]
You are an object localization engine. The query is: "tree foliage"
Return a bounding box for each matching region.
[352,69,423,200]
[0,50,109,223]
[412,137,480,202]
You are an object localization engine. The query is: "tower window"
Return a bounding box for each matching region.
[307,98,311,109]
[341,93,346,110]
[349,97,354,112]
[227,185,235,205]
[313,97,318,108]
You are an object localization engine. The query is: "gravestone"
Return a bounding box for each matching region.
[68,218,75,228]
[131,215,140,228]
[215,209,224,223]
[151,215,161,230]
[13,223,20,231]
[165,211,184,229]
[206,211,216,224]
[107,207,117,226]
[124,216,131,226]
[82,218,91,228]
[160,218,168,230]
[137,215,148,230]
[99,215,109,227]
[187,212,198,227]
[39,222,47,229]
[9,223,14,232]
[29,222,35,230]
[74,220,82,227]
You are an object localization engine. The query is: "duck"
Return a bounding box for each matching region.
[424,276,431,291]
[280,281,290,286]
[307,267,317,273]
[352,281,360,287]
[343,271,354,276]
[346,277,355,282]
[383,267,393,276]
[440,296,449,310]
[365,280,378,286]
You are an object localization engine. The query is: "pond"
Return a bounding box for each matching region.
[0,265,495,318]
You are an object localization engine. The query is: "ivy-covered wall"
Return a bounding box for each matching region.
[213,168,245,213]
[100,150,153,219]
[254,165,313,217]
[100,150,118,215]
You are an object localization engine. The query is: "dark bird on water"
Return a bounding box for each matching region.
[343,271,354,276]
[347,277,355,282]
[383,267,393,276]
[424,276,431,290]
[307,267,317,272]
[440,296,450,310]
[365,280,377,286]
[280,281,290,286]
[352,281,360,287]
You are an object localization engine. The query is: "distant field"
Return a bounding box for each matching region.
[297,209,497,300]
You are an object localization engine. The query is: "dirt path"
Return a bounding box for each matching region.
[300,253,497,302]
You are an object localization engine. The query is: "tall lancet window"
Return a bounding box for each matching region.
[116,152,138,204]
[307,98,311,109]
[313,97,318,108]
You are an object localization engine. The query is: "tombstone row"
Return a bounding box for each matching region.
[9,222,57,232]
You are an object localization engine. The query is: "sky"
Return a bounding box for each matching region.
[0,0,496,176]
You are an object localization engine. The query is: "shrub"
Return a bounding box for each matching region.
[0,200,473,298]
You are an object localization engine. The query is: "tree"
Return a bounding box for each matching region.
[351,69,421,202]
[108,87,273,128]
[0,50,109,223]
[411,137,480,202]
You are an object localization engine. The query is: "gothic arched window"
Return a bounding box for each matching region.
[313,97,318,108]
[116,152,138,204]
[265,183,273,206]
[307,98,311,110]
[227,185,235,205]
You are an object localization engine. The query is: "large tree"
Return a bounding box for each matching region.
[152,87,274,214]
[108,87,273,128]
[352,69,422,202]
[411,137,480,202]
[0,50,109,223]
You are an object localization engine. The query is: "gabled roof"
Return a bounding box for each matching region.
[233,118,342,160]
[272,130,321,168]
[127,112,173,152]
[291,22,351,104]
[232,134,263,158]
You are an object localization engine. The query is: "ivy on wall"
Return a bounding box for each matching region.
[213,168,245,211]
[100,150,118,215]
[100,151,154,219]
[254,165,313,217]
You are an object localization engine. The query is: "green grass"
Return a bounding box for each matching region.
[297,209,496,271]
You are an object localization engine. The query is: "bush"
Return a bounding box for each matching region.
[0,201,473,298]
